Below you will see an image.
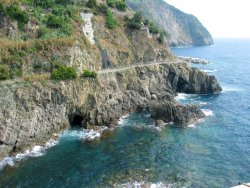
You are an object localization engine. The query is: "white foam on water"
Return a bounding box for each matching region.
[0,157,15,170]
[144,114,151,118]
[83,130,102,141]
[187,123,196,128]
[0,127,108,171]
[151,182,169,188]
[187,119,205,128]
[201,109,214,117]
[118,114,129,125]
[0,139,58,171]
[222,86,243,93]
[199,102,208,106]
[117,181,174,188]
[175,93,190,101]
[60,127,107,141]
[203,69,217,73]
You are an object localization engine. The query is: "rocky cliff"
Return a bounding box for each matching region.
[0,1,221,160]
[126,0,214,46]
[0,63,221,159]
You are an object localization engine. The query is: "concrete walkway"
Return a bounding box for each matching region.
[97,61,172,75]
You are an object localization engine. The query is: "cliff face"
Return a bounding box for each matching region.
[126,0,214,46]
[0,1,221,161]
[0,63,221,159]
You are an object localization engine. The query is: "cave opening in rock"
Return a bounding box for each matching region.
[70,114,84,127]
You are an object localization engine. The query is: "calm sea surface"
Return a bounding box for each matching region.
[0,39,250,187]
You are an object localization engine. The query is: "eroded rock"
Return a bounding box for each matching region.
[0,62,221,159]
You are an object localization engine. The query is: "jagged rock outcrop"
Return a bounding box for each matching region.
[126,0,214,46]
[0,62,221,159]
[150,102,205,125]
[166,63,222,94]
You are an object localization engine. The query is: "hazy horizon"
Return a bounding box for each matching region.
[166,0,250,39]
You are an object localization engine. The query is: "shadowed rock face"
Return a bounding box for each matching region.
[0,62,221,159]
[150,102,205,126]
[166,63,222,94]
[126,0,214,46]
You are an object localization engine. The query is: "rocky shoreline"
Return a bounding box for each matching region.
[177,56,210,64]
[0,62,221,160]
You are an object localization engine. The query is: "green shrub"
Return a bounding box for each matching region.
[0,65,9,80]
[8,61,23,78]
[33,62,50,73]
[60,23,73,36]
[158,32,165,44]
[47,15,65,28]
[98,4,109,14]
[86,0,97,8]
[0,2,5,14]
[143,19,149,26]
[127,12,143,30]
[55,0,71,5]
[106,10,117,29]
[38,26,50,38]
[107,0,115,8]
[52,6,65,16]
[82,69,97,78]
[34,0,55,8]
[51,64,77,80]
[6,5,29,30]
[115,1,126,11]
[148,22,160,34]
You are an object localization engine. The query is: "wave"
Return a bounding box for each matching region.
[203,69,217,73]
[187,119,205,128]
[222,86,243,92]
[118,114,129,125]
[144,114,151,118]
[187,123,197,128]
[117,181,174,188]
[0,127,107,171]
[175,93,190,101]
[59,128,106,141]
[187,109,213,128]
[199,102,208,106]
[0,139,58,171]
[201,109,214,117]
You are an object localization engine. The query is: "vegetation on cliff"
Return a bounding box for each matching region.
[0,0,169,81]
[0,0,222,161]
[126,0,214,46]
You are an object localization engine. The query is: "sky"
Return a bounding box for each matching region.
[165,0,250,38]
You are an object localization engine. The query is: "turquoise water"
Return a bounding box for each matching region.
[1,39,250,187]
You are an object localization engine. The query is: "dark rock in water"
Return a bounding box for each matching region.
[150,101,205,126]
[165,63,222,94]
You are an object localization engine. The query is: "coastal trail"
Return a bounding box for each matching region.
[97,61,173,75]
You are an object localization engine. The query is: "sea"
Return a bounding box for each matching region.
[0,39,250,187]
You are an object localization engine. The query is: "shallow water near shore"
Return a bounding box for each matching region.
[1,39,250,187]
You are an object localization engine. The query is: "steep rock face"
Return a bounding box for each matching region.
[167,63,222,94]
[126,0,214,46]
[150,102,205,125]
[93,16,173,68]
[0,63,221,159]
